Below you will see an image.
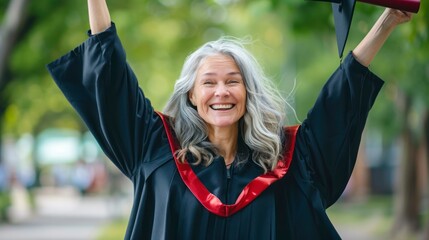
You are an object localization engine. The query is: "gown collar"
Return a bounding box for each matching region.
[156,112,299,217]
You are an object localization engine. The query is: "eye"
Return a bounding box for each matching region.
[202,80,215,85]
[227,79,241,84]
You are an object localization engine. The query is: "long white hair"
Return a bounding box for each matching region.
[163,37,286,172]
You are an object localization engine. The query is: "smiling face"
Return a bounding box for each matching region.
[189,54,247,134]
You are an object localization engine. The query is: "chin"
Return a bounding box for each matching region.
[211,120,239,128]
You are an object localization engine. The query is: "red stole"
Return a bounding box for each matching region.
[157,112,299,217]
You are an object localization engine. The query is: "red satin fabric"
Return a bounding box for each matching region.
[157,112,299,217]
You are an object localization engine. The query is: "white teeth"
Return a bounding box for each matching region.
[211,104,233,110]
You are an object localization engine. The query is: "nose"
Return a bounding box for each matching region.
[214,84,230,97]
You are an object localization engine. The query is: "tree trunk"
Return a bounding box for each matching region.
[0,0,31,163]
[0,0,30,85]
[392,92,421,238]
[421,109,429,240]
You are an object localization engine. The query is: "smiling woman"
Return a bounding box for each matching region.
[188,54,247,166]
[46,0,413,239]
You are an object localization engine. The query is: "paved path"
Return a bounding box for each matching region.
[1,186,384,240]
[0,187,128,240]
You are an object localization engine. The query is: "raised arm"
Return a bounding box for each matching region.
[88,0,111,34]
[353,8,412,67]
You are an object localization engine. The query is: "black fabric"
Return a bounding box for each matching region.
[47,23,384,240]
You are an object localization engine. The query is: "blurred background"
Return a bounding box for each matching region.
[0,0,428,239]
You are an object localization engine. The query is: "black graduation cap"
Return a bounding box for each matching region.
[311,0,420,58]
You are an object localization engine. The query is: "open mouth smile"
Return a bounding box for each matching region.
[210,104,234,110]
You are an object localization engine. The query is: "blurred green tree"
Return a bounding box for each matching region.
[2,0,288,136]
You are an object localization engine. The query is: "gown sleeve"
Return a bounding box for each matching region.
[296,52,384,208]
[46,23,160,179]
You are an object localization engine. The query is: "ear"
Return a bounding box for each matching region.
[188,91,196,106]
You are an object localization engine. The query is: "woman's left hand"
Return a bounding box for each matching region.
[380,8,413,30]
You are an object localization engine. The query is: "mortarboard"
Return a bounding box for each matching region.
[311,0,420,58]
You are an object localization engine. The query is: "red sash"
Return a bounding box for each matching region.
[156,112,299,217]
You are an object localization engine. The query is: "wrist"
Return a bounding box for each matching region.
[374,11,397,36]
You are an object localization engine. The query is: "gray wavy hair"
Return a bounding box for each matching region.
[163,37,286,172]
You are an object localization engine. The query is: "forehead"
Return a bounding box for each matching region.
[197,54,241,76]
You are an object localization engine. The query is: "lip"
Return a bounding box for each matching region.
[210,103,235,110]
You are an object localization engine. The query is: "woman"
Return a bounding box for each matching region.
[47,0,412,239]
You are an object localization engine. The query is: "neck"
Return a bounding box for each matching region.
[208,125,239,166]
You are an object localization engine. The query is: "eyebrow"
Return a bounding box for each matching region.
[202,72,242,76]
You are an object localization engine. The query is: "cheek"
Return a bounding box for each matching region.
[241,93,248,113]
[190,89,210,108]
[196,90,211,104]
[240,89,247,106]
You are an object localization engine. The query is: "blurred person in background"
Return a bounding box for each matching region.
[72,160,94,195]
[0,163,9,192]
[47,0,412,239]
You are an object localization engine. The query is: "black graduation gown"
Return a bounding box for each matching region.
[47,23,384,240]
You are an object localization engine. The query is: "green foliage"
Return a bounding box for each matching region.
[405,1,429,102]
[2,0,288,136]
[368,3,429,140]
[279,1,429,140]
[1,0,428,141]
[0,0,8,20]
